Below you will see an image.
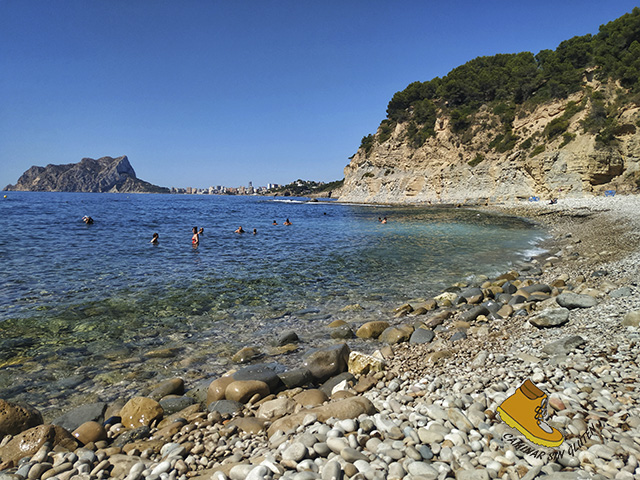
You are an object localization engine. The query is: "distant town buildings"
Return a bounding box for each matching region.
[169,182,280,195]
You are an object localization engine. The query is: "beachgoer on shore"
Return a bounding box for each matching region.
[235,226,245,234]
[82,216,94,224]
[192,226,200,245]
[150,232,159,244]
[283,218,292,226]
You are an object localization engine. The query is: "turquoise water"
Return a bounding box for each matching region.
[0,192,543,413]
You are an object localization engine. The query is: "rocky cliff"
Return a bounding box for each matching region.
[339,8,640,205]
[339,81,640,205]
[4,156,169,194]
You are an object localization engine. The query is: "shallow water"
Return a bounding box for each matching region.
[0,192,543,415]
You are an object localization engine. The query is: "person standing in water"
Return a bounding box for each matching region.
[192,227,200,245]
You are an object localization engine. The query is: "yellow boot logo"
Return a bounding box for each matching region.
[497,379,564,448]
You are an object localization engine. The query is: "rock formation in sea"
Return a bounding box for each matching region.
[338,9,640,204]
[4,155,169,194]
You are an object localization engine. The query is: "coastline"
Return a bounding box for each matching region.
[1,196,639,479]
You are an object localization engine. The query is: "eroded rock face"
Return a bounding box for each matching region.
[338,88,640,204]
[0,399,43,437]
[0,424,78,464]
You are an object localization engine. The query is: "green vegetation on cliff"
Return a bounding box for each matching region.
[360,7,640,153]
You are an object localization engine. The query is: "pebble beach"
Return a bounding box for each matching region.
[2,195,640,480]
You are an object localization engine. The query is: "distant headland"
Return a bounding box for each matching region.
[4,156,169,194]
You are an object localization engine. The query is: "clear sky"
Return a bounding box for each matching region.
[1,1,638,189]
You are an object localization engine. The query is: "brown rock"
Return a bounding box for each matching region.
[151,420,186,440]
[268,396,376,437]
[293,389,328,407]
[227,417,267,434]
[256,397,296,421]
[331,390,355,400]
[119,397,164,429]
[328,319,347,328]
[206,376,235,404]
[355,321,390,339]
[147,377,185,401]
[0,400,43,436]
[225,380,270,404]
[122,439,165,455]
[231,346,261,364]
[354,375,377,393]
[72,421,107,445]
[0,424,78,464]
[378,324,413,344]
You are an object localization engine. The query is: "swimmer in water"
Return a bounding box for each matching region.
[272,220,278,225]
[283,218,292,226]
[235,226,245,234]
[253,228,257,235]
[150,232,159,244]
[82,216,94,224]
[192,226,200,245]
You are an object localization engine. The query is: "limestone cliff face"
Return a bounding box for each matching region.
[339,86,640,205]
[4,156,169,193]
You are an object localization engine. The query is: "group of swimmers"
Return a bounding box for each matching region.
[149,219,293,245]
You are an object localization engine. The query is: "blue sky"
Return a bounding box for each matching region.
[1,1,638,189]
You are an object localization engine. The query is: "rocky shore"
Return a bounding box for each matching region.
[2,195,640,480]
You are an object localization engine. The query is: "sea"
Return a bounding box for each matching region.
[0,192,545,417]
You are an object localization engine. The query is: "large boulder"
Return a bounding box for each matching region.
[0,400,43,437]
[355,321,390,339]
[119,397,164,429]
[0,424,78,464]
[302,343,350,382]
[379,325,413,344]
[556,292,597,309]
[268,396,376,437]
[529,308,570,328]
[225,380,270,404]
[52,402,106,432]
[233,363,286,392]
[207,376,235,404]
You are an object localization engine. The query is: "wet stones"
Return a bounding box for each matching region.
[51,402,107,433]
[0,424,78,464]
[119,397,164,429]
[302,343,350,382]
[224,380,270,403]
[355,321,390,339]
[409,327,435,344]
[379,325,413,344]
[0,400,43,437]
[71,421,108,445]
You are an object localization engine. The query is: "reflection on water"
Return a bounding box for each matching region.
[0,192,543,415]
